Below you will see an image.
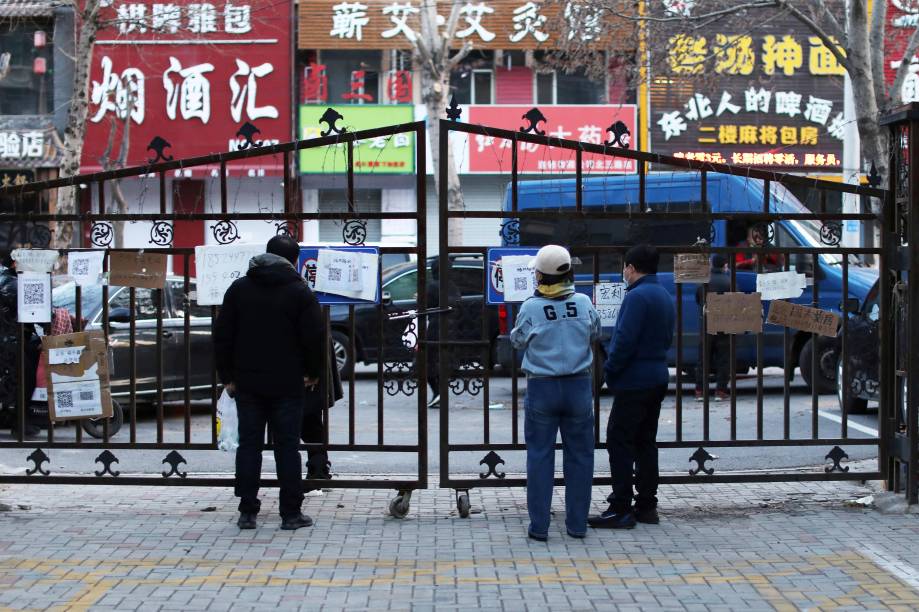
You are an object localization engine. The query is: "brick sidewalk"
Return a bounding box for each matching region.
[1,479,918,611]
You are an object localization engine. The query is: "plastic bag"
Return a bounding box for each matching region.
[216,389,239,452]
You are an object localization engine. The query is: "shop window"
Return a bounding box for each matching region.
[0,19,54,115]
[450,51,494,104]
[535,72,555,104]
[322,50,381,104]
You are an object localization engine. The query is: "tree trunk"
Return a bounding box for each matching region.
[423,79,464,249]
[54,1,101,250]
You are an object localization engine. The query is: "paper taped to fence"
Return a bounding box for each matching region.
[594,282,626,327]
[16,271,51,323]
[67,250,106,287]
[42,330,113,421]
[766,300,840,337]
[756,271,807,300]
[11,248,59,273]
[674,253,711,284]
[314,249,379,301]
[195,243,265,305]
[108,251,167,288]
[706,292,763,334]
[501,256,536,303]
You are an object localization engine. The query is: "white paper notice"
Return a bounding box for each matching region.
[11,248,59,273]
[756,271,807,301]
[67,251,105,287]
[594,282,626,327]
[502,256,536,303]
[315,249,363,295]
[194,243,265,306]
[48,345,86,365]
[51,379,103,419]
[17,271,51,323]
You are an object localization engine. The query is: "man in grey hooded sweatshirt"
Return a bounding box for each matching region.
[214,235,323,530]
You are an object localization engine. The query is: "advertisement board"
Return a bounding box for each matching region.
[299,105,415,174]
[81,0,293,176]
[467,105,638,174]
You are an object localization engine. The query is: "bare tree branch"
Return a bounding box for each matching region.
[891,26,919,105]
[609,1,778,24]
[779,0,852,74]
[809,0,846,43]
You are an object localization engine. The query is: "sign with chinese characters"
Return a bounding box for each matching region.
[81,1,292,175]
[650,11,845,170]
[886,0,919,103]
[298,246,380,304]
[0,131,49,161]
[467,105,638,174]
[0,170,34,187]
[299,105,415,174]
[766,299,839,337]
[486,247,538,304]
[298,0,630,50]
[593,281,625,328]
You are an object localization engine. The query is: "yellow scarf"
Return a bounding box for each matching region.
[536,281,575,299]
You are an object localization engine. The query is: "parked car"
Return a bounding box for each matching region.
[494,172,879,393]
[328,254,500,376]
[52,277,215,404]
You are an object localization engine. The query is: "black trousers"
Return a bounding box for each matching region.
[235,392,304,519]
[606,385,667,513]
[302,391,328,470]
[695,333,730,392]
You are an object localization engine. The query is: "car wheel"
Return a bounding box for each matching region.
[82,399,124,439]
[331,330,354,378]
[836,358,868,415]
[799,338,836,395]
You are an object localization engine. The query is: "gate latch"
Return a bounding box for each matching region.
[387,307,452,321]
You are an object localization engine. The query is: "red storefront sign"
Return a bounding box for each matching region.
[885,1,919,102]
[466,105,637,174]
[81,0,292,176]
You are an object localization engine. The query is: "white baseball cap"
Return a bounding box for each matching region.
[529,244,572,275]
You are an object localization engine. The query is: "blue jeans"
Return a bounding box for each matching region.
[524,375,595,537]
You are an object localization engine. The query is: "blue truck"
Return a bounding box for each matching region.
[494,172,878,394]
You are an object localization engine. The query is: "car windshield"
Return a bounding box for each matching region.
[52,282,105,319]
[771,183,863,267]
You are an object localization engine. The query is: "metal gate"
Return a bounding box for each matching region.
[0,120,429,516]
[436,112,900,515]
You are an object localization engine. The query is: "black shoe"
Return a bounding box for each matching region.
[527,530,548,542]
[280,513,314,530]
[567,530,586,539]
[427,394,440,409]
[237,512,257,529]
[10,424,41,439]
[306,460,332,480]
[634,507,660,525]
[588,508,636,529]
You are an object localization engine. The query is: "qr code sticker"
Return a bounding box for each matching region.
[79,390,95,402]
[328,267,342,282]
[57,391,73,409]
[23,282,44,306]
[513,277,529,291]
[72,259,89,276]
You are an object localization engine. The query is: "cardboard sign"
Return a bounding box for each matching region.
[501,255,537,303]
[706,292,763,334]
[108,251,167,288]
[17,272,51,323]
[674,253,711,284]
[194,243,265,306]
[67,251,106,287]
[42,331,113,421]
[756,271,807,301]
[767,300,840,337]
[11,248,59,273]
[594,282,626,328]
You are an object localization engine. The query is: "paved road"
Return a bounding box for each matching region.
[0,366,880,479]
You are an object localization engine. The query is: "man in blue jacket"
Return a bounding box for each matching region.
[589,245,675,529]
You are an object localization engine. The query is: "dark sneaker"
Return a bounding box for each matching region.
[567,530,586,539]
[306,460,332,480]
[527,530,548,542]
[237,512,257,529]
[634,507,660,525]
[588,510,636,529]
[694,390,704,402]
[715,390,730,402]
[427,394,441,409]
[280,513,314,531]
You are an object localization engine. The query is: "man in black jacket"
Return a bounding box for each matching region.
[214,236,323,530]
[694,255,732,401]
[0,251,41,437]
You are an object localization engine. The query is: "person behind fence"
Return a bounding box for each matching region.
[0,250,42,438]
[214,236,323,531]
[511,245,600,541]
[589,244,675,530]
[423,256,460,410]
[695,254,731,402]
[302,328,342,482]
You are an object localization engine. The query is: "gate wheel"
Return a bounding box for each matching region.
[389,490,412,519]
[456,490,471,518]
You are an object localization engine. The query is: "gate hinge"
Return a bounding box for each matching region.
[886,239,910,271]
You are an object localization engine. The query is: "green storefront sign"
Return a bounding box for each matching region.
[299,105,415,174]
